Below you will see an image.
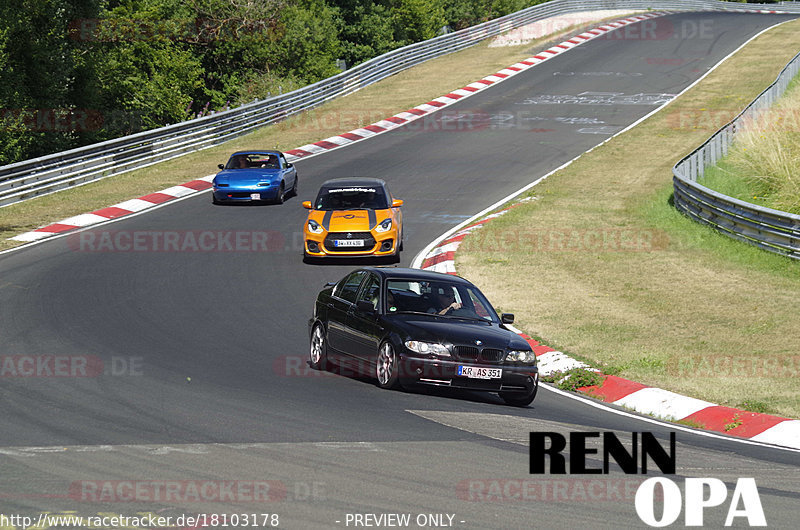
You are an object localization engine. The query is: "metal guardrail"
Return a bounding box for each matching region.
[3,0,800,208]
[672,49,800,260]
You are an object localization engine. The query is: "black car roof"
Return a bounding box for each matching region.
[320,177,387,188]
[361,267,472,285]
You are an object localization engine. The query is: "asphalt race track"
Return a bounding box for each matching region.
[1,12,799,529]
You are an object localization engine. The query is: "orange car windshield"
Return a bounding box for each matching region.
[315,187,389,210]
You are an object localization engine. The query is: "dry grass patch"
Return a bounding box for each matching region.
[705,77,800,213]
[459,19,800,418]
[0,17,623,252]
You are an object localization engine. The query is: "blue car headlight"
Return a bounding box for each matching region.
[506,350,536,364]
[375,218,392,233]
[307,220,324,234]
[405,341,450,358]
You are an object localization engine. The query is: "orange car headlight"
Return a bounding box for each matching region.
[307,219,324,234]
[374,218,392,233]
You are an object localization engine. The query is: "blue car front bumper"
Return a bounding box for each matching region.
[213,184,280,202]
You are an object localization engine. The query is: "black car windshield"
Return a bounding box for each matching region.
[225,154,280,169]
[315,185,389,210]
[385,279,498,322]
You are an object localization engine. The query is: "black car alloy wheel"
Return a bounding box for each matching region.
[376,341,401,390]
[309,324,329,370]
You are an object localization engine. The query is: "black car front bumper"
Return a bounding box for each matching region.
[396,353,538,394]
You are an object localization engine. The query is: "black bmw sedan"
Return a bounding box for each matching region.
[308,267,539,406]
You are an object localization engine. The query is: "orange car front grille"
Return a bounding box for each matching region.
[323,232,377,252]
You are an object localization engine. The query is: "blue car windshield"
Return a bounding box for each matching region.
[225,154,280,169]
[315,186,389,210]
[385,279,498,322]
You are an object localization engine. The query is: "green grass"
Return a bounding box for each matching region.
[698,162,775,210]
[699,74,800,214]
[541,368,605,392]
[640,180,798,277]
[675,418,707,430]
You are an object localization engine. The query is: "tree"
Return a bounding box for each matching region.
[92,42,206,130]
[0,0,102,164]
[390,0,446,44]
[86,0,207,131]
[271,0,342,83]
[333,1,398,67]
[185,0,285,107]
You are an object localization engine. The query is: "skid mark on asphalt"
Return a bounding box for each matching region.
[314,442,383,452]
[0,441,386,459]
[518,92,676,105]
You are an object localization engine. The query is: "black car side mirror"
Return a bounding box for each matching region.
[356,300,376,313]
[501,313,515,324]
[218,164,224,170]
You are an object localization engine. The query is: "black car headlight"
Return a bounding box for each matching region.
[405,341,450,358]
[506,350,536,364]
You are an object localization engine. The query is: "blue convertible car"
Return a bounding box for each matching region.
[212,150,298,204]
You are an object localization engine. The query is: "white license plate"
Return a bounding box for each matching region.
[250,193,261,200]
[334,239,364,247]
[458,366,502,379]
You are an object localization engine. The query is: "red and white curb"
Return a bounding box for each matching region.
[8,12,669,244]
[10,176,215,242]
[414,203,800,450]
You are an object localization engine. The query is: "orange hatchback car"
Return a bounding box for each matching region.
[303,178,403,261]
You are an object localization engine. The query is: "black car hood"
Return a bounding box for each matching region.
[389,314,529,350]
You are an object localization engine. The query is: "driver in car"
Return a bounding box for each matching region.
[428,285,462,316]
